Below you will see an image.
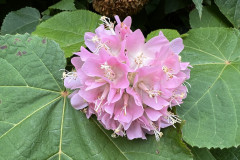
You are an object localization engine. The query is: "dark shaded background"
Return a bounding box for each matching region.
[0,0,58,25]
[0,0,195,35]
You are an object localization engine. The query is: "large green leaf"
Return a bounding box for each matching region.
[177,28,240,148]
[215,0,240,29]
[0,34,193,159]
[33,10,100,58]
[189,6,232,28]
[1,7,40,35]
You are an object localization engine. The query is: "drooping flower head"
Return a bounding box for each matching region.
[64,15,191,140]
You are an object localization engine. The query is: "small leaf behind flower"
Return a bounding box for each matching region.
[33,10,101,58]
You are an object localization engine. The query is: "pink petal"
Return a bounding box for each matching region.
[123,16,132,27]
[84,32,97,52]
[75,47,96,61]
[126,121,146,140]
[69,91,88,110]
[143,32,169,58]
[107,88,124,103]
[81,59,104,77]
[170,38,184,55]
[125,29,144,54]
[71,57,84,70]
[145,108,162,121]
[142,92,169,110]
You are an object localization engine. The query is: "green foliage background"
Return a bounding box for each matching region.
[1,0,240,159]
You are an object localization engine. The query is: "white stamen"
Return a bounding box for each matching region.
[184,81,191,88]
[154,130,163,142]
[123,94,129,116]
[170,91,185,107]
[134,53,146,69]
[94,42,110,54]
[170,98,181,108]
[138,82,161,101]
[178,56,182,61]
[147,119,163,141]
[95,85,109,112]
[87,35,110,54]
[162,66,174,79]
[60,69,77,82]
[100,16,116,35]
[111,124,124,138]
[91,35,99,43]
[101,62,116,81]
[167,112,182,128]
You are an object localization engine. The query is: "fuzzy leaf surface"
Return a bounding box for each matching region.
[177,28,240,148]
[33,10,100,57]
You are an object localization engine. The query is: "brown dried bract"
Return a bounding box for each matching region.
[93,0,149,18]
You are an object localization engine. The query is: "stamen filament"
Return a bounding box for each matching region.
[95,85,110,112]
[111,124,124,138]
[147,118,163,141]
[167,112,182,128]
[60,69,77,82]
[101,62,116,81]
[100,16,116,35]
[138,82,161,101]
[123,93,129,116]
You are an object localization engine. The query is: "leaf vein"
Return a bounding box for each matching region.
[0,96,61,139]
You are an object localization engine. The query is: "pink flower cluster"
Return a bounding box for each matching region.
[64,16,191,140]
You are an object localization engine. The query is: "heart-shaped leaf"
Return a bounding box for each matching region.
[178,27,240,148]
[1,7,40,35]
[33,10,101,58]
[0,34,192,159]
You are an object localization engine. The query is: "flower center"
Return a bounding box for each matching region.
[101,62,116,81]
[135,53,146,68]
[89,35,110,54]
[127,72,137,86]
[95,85,110,112]
[162,66,173,79]
[138,82,162,103]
